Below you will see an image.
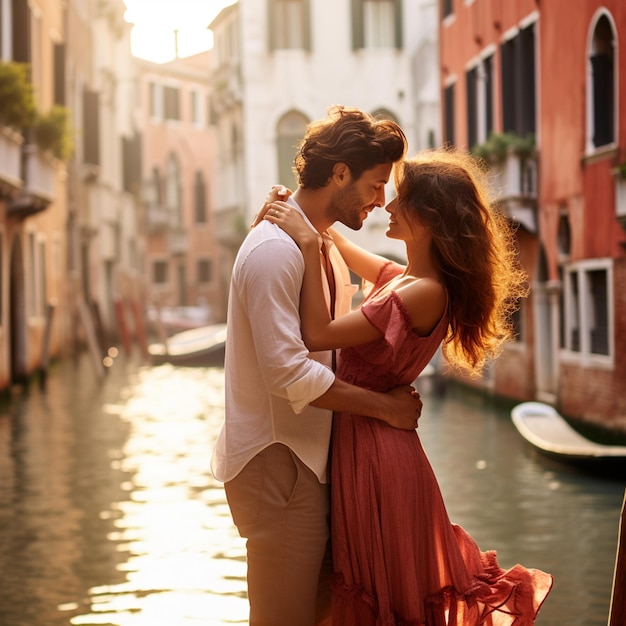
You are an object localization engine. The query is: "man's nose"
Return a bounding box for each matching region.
[375,187,386,207]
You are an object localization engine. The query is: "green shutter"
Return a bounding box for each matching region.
[351,0,363,50]
[394,0,403,49]
[268,0,276,52]
[304,0,311,51]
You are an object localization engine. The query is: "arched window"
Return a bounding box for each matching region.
[194,171,207,224]
[166,153,182,227]
[151,167,162,205]
[277,110,309,189]
[588,11,617,150]
[371,107,399,123]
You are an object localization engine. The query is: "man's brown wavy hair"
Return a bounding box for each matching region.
[294,105,407,189]
[394,148,529,374]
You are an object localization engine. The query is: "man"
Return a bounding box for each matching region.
[211,106,421,626]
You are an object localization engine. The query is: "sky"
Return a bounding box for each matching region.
[123,0,235,63]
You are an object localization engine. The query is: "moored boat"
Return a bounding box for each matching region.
[511,401,626,475]
[148,323,227,367]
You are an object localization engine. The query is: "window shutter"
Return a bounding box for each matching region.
[303,0,312,51]
[394,0,403,49]
[83,88,100,166]
[351,0,364,50]
[54,43,66,106]
[268,0,276,52]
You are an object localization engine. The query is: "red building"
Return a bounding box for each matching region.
[440,0,626,431]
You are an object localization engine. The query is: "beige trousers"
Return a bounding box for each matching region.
[225,443,332,626]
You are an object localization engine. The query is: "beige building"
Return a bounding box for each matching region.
[137,51,224,332]
[0,0,70,386]
[0,0,144,388]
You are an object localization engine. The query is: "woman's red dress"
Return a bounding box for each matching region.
[330,263,553,625]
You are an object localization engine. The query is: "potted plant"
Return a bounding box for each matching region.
[33,105,73,160]
[612,161,626,180]
[471,132,535,166]
[0,61,37,129]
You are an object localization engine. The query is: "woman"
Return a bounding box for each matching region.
[263,148,553,625]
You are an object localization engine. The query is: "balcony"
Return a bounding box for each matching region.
[488,152,538,233]
[214,204,246,248]
[168,228,188,255]
[8,144,56,218]
[210,59,242,120]
[0,126,23,197]
[146,204,170,232]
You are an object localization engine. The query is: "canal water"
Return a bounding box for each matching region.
[0,352,623,626]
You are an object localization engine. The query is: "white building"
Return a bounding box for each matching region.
[209,0,440,281]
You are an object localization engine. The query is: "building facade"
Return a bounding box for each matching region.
[0,0,144,388]
[209,0,441,285]
[440,0,626,430]
[138,51,224,330]
[0,0,71,386]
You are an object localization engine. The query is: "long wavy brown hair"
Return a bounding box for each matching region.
[394,148,529,375]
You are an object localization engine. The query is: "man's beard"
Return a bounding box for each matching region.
[327,183,366,231]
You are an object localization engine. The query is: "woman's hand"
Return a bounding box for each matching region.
[264,202,318,250]
[250,185,292,228]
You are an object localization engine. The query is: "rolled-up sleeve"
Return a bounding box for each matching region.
[237,228,335,413]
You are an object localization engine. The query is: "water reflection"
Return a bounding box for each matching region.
[0,355,623,626]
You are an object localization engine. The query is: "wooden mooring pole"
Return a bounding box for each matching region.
[608,488,626,626]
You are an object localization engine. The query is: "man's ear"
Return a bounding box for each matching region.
[332,162,350,185]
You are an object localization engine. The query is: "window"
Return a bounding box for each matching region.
[466,54,494,149]
[164,86,180,120]
[268,0,310,51]
[561,261,613,360]
[149,82,162,118]
[588,13,616,150]
[39,240,47,317]
[352,0,402,50]
[12,0,31,63]
[122,133,142,194]
[0,233,3,325]
[442,0,453,20]
[194,171,207,223]
[191,90,201,125]
[198,259,212,284]
[276,110,308,190]
[166,154,182,227]
[28,233,35,315]
[500,23,536,138]
[443,82,456,146]
[153,260,168,284]
[152,167,163,206]
[510,301,524,342]
[83,87,100,166]
[54,43,66,106]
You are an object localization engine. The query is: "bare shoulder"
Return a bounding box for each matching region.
[395,277,447,335]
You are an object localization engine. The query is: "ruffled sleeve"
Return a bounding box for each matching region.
[360,291,414,361]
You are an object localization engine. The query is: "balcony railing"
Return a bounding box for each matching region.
[146,204,170,232]
[210,59,242,119]
[0,126,23,195]
[168,228,188,255]
[214,204,246,247]
[8,144,56,218]
[489,152,538,233]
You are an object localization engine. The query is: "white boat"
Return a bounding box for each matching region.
[148,323,227,366]
[511,401,626,472]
